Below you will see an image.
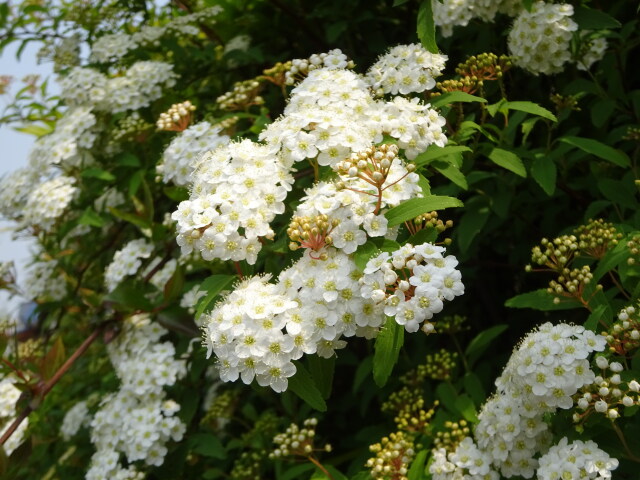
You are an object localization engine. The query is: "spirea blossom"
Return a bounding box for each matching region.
[0,167,39,220]
[536,437,618,480]
[106,61,177,113]
[23,175,78,231]
[0,377,29,455]
[508,2,578,75]
[430,437,499,480]
[104,239,154,291]
[23,256,67,301]
[61,401,90,440]
[360,243,464,333]
[172,140,293,264]
[157,121,230,186]
[366,43,447,94]
[576,33,608,71]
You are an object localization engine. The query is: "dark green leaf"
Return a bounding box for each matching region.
[354,241,379,272]
[465,324,508,367]
[104,280,156,311]
[373,317,404,387]
[429,91,487,108]
[393,0,411,5]
[289,361,327,411]
[352,355,373,394]
[436,382,458,414]
[454,394,478,422]
[311,465,348,480]
[598,178,638,209]
[558,136,630,167]
[190,434,226,459]
[488,148,526,177]
[78,207,106,228]
[585,303,612,332]
[531,155,557,196]
[505,289,582,311]
[573,6,621,30]
[116,153,141,167]
[456,199,490,252]
[413,145,471,167]
[194,275,236,320]
[308,355,335,399]
[108,207,151,231]
[463,372,486,406]
[417,0,438,54]
[501,101,557,122]
[163,264,183,302]
[407,449,428,480]
[385,196,463,227]
[407,227,439,246]
[431,159,468,189]
[81,168,115,182]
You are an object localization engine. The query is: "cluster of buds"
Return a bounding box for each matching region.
[623,126,640,141]
[156,100,196,131]
[336,144,415,214]
[269,418,331,459]
[437,53,511,94]
[17,338,45,361]
[602,304,640,357]
[433,420,471,452]
[287,214,339,259]
[404,211,453,240]
[547,265,593,296]
[230,450,267,480]
[384,387,438,433]
[366,431,415,480]
[262,61,291,88]
[436,314,469,334]
[216,79,264,111]
[111,112,153,144]
[200,389,239,430]
[573,356,640,425]
[550,93,581,112]
[626,234,640,265]
[400,349,458,385]
[575,218,622,259]
[214,115,240,133]
[284,50,355,85]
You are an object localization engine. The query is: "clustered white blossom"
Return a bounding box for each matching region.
[143,257,178,292]
[366,43,447,95]
[284,48,353,85]
[157,121,230,186]
[180,284,208,318]
[430,322,616,479]
[104,239,154,292]
[24,256,68,301]
[433,0,523,37]
[360,243,464,333]
[430,437,498,480]
[22,175,78,231]
[90,6,223,63]
[0,168,39,220]
[0,377,29,456]
[59,61,177,113]
[61,400,90,440]
[507,2,578,75]
[576,32,608,71]
[85,315,187,479]
[536,437,618,480]
[172,140,294,265]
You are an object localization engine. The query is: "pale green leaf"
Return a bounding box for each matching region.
[385,196,463,227]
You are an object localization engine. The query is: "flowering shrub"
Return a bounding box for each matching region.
[0,1,639,479]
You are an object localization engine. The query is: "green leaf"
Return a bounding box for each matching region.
[454,394,478,422]
[463,372,486,406]
[591,241,628,284]
[531,155,557,196]
[385,196,463,227]
[585,303,612,332]
[373,317,404,387]
[505,289,582,311]
[311,466,348,480]
[465,324,508,367]
[104,280,156,311]
[14,124,52,137]
[456,199,490,252]
[413,145,471,167]
[407,449,428,480]
[116,152,141,167]
[308,355,335,400]
[488,148,526,177]
[78,207,106,228]
[190,433,226,459]
[598,178,638,209]
[280,463,316,480]
[436,382,458,413]
[108,207,151,231]
[407,227,439,246]
[429,91,487,108]
[81,168,115,182]
[352,356,373,394]
[558,136,630,167]
[417,0,438,54]
[573,6,621,30]
[289,361,327,411]
[393,0,411,5]
[522,0,534,11]
[164,186,189,202]
[354,241,379,272]
[163,264,184,302]
[431,159,468,190]
[194,275,236,320]
[40,337,65,381]
[501,101,557,122]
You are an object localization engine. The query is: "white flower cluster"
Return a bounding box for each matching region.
[366,43,447,95]
[536,437,618,480]
[172,140,294,264]
[180,284,207,318]
[576,32,608,71]
[0,377,29,456]
[430,437,498,480]
[22,175,78,231]
[23,257,67,301]
[204,248,392,393]
[90,6,223,63]
[104,239,154,292]
[59,62,177,113]
[508,2,578,75]
[431,322,611,479]
[61,400,90,441]
[433,0,522,37]
[285,48,353,85]
[0,167,39,220]
[157,121,230,186]
[143,257,178,292]
[29,107,97,170]
[261,64,447,167]
[360,243,463,333]
[86,315,186,478]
